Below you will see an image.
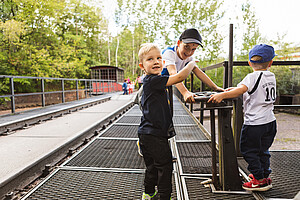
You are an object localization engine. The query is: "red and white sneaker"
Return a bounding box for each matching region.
[242,177,272,191]
[248,174,272,185]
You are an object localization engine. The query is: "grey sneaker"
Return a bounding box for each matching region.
[142,191,157,200]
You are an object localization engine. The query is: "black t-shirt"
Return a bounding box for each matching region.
[138,74,175,138]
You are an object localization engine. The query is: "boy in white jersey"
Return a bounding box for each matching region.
[208,44,277,192]
[162,28,223,102]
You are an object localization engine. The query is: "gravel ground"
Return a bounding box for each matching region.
[195,110,300,151]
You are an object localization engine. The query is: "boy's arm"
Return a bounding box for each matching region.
[192,67,224,92]
[166,61,196,87]
[207,84,248,104]
[166,64,195,102]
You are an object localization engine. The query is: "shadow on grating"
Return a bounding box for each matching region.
[100,124,138,138]
[116,116,141,124]
[24,170,178,200]
[177,142,219,174]
[184,177,255,200]
[238,151,300,199]
[65,139,145,169]
[174,126,209,141]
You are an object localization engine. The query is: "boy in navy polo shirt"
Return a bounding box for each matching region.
[208,44,277,192]
[138,43,197,200]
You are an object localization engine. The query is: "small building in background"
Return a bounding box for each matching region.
[89,65,124,93]
[90,65,124,83]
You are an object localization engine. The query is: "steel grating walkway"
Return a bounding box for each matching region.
[238,151,300,199]
[21,97,300,199]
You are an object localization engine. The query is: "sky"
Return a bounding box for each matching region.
[222,0,300,45]
[100,0,300,53]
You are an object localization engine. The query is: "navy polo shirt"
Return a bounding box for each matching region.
[138,74,175,138]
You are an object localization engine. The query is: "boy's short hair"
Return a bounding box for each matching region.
[250,56,270,69]
[138,43,161,63]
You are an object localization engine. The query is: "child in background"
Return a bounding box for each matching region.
[122,79,128,95]
[208,44,277,192]
[128,81,133,94]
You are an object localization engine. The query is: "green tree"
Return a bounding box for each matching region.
[237,0,261,60]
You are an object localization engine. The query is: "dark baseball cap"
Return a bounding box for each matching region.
[179,28,203,48]
[249,44,277,63]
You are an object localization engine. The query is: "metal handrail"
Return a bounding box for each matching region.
[0,75,117,113]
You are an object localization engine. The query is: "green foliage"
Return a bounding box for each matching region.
[270,66,297,95]
[237,0,261,60]
[113,0,225,81]
[0,0,297,97]
[0,0,109,93]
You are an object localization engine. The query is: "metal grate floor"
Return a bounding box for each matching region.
[64,139,145,169]
[116,115,141,124]
[126,106,142,115]
[184,177,255,200]
[116,115,196,125]
[25,169,178,200]
[174,125,209,141]
[177,142,219,174]
[100,124,138,138]
[23,97,300,199]
[238,151,300,199]
[25,169,145,200]
[173,109,189,115]
[173,116,196,125]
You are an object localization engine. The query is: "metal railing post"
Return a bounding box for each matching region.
[89,81,92,96]
[199,71,205,124]
[84,80,87,98]
[233,98,243,157]
[9,77,15,113]
[61,80,65,103]
[223,61,228,89]
[218,107,242,191]
[189,73,194,112]
[41,79,45,107]
[228,24,233,88]
[210,109,217,187]
[76,80,79,100]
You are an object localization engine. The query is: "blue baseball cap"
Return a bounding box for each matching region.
[249,44,276,63]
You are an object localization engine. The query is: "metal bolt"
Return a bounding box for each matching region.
[4,192,13,200]
[42,164,51,177]
[67,149,74,156]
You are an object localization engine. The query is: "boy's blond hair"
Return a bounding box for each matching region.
[138,43,161,63]
[250,56,271,70]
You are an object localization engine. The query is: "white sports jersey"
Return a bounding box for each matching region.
[162,46,193,72]
[238,70,276,125]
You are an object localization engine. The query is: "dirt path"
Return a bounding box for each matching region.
[271,112,300,150]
